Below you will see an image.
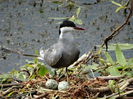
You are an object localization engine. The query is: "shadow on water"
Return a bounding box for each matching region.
[0,0,133,72]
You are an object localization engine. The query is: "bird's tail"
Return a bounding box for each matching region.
[38,47,45,60]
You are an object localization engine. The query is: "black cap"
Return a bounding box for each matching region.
[59,20,76,28]
[59,20,76,35]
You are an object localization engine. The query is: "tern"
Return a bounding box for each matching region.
[39,20,85,69]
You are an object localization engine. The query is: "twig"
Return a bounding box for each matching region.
[119,78,133,90]
[105,88,126,98]
[97,75,124,80]
[106,78,133,98]
[37,87,67,93]
[2,86,21,96]
[85,86,110,92]
[131,0,133,13]
[114,90,133,98]
[0,83,22,88]
[69,50,94,67]
[101,8,132,49]
[1,47,39,58]
[126,87,133,90]
[34,87,69,99]
[84,78,133,93]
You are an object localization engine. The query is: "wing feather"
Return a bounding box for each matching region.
[44,44,62,66]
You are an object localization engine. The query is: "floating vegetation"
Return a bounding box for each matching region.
[49,7,83,25]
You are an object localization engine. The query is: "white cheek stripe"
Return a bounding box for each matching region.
[60,27,74,33]
[59,32,63,39]
[59,27,74,39]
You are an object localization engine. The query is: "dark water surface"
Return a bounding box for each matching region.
[0,0,133,72]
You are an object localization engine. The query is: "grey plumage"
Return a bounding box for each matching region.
[44,34,80,68]
[43,20,84,69]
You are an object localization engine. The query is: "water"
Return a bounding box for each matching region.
[0,0,133,72]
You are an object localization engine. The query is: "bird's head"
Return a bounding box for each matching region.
[59,20,85,35]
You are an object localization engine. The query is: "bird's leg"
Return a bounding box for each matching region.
[58,68,64,76]
[58,68,65,80]
[58,67,69,81]
[65,67,69,82]
[65,67,67,73]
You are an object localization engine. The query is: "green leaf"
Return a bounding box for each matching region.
[123,71,133,77]
[66,1,75,10]
[34,58,38,64]
[7,91,14,97]
[99,58,105,65]
[69,16,83,25]
[107,66,121,76]
[82,64,99,70]
[0,74,11,83]
[38,65,48,76]
[35,50,39,55]
[9,69,18,76]
[104,52,114,64]
[52,1,62,4]
[115,6,124,12]
[76,7,81,17]
[81,64,98,74]
[115,44,127,66]
[97,97,106,99]
[74,19,83,25]
[29,74,36,80]
[69,15,76,21]
[100,43,133,51]
[116,43,133,50]
[108,80,116,92]
[25,64,34,68]
[25,60,34,64]
[97,47,103,55]
[111,1,122,7]
[48,17,68,20]
[127,58,133,65]
[109,97,116,99]
[16,72,27,81]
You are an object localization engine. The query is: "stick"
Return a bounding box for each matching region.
[97,75,124,80]
[0,83,22,88]
[83,78,133,93]
[2,86,21,96]
[119,78,133,90]
[101,8,132,49]
[1,47,39,58]
[114,90,133,98]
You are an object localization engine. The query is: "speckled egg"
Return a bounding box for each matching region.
[58,81,69,91]
[45,79,58,90]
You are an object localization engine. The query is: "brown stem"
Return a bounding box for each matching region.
[114,90,133,98]
[0,83,22,88]
[101,8,132,48]
[97,75,124,80]
[84,78,133,93]
[1,47,39,57]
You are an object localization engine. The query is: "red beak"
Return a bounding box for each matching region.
[74,27,85,30]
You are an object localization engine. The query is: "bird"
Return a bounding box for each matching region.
[39,20,85,69]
